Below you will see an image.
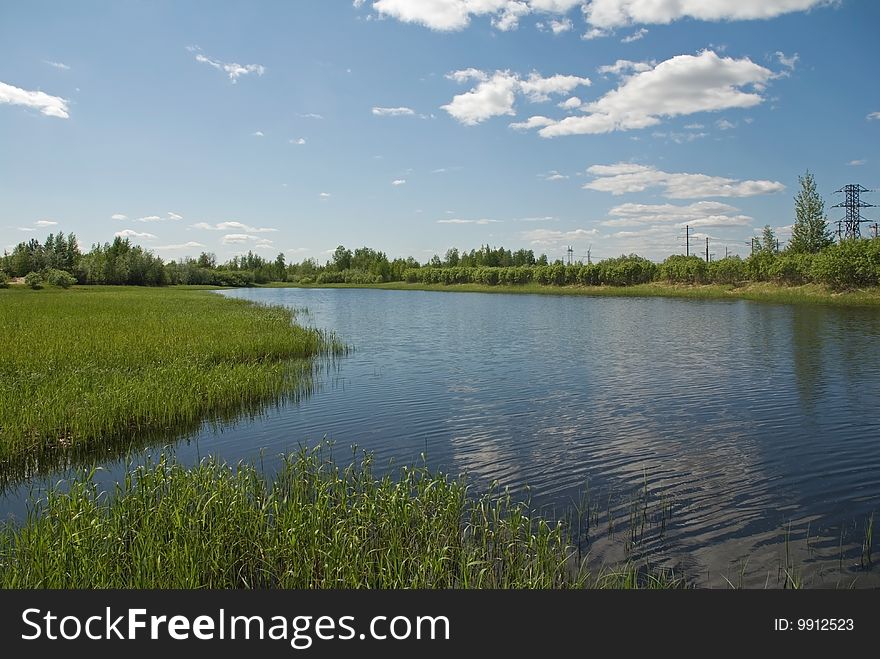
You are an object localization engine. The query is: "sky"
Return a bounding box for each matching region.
[1,0,878,264]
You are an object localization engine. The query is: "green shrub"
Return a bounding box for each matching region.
[0,271,9,289]
[24,271,43,289]
[707,256,746,285]
[45,269,77,289]
[659,255,708,284]
[811,238,880,290]
[745,252,776,282]
[769,253,814,285]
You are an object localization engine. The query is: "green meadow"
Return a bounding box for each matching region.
[0,286,344,479]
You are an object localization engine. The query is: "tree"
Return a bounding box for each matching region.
[197,252,217,269]
[760,225,778,255]
[332,245,352,271]
[788,170,833,253]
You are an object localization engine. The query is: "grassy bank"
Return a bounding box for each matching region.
[268,280,880,307]
[0,447,683,588]
[0,286,344,479]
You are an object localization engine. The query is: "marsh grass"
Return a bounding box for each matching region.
[0,287,345,481]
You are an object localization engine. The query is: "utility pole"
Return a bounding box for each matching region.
[682,225,695,256]
[705,237,709,263]
[724,246,729,259]
[872,223,879,238]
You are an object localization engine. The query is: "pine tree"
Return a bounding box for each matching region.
[789,170,833,253]
[760,225,777,254]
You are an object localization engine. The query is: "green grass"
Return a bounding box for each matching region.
[0,286,345,480]
[0,446,686,589]
[271,280,880,307]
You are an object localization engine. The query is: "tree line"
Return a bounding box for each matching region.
[2,171,878,291]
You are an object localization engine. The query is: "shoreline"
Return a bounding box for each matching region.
[259,281,880,308]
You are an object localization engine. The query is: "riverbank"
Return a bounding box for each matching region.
[0,286,344,479]
[264,281,880,307]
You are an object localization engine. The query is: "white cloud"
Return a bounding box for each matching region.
[115,229,157,239]
[437,218,502,225]
[683,123,704,129]
[17,227,36,232]
[521,227,597,246]
[167,212,183,221]
[558,96,581,110]
[0,80,69,118]
[585,162,785,198]
[716,118,736,130]
[509,115,556,131]
[848,159,866,166]
[443,69,590,125]
[35,219,58,227]
[372,106,415,116]
[601,201,753,228]
[392,179,406,185]
[651,130,708,143]
[111,213,128,221]
[252,130,264,137]
[549,18,573,33]
[775,51,799,75]
[291,137,307,145]
[621,27,647,42]
[533,51,772,137]
[541,170,569,180]
[222,234,275,246]
[189,46,265,83]
[319,192,331,199]
[191,221,277,233]
[136,215,163,223]
[582,27,609,39]
[155,241,206,250]
[596,59,654,76]
[298,113,324,119]
[867,112,880,121]
[582,0,833,29]
[45,61,70,70]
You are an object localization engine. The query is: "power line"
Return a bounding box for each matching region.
[832,184,876,239]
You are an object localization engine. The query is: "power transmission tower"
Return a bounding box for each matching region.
[832,184,875,239]
[566,245,574,265]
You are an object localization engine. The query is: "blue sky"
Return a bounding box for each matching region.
[1,0,878,264]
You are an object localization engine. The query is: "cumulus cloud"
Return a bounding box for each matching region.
[509,115,556,131]
[115,229,157,239]
[716,118,736,130]
[222,234,275,247]
[188,46,265,83]
[600,201,753,228]
[191,221,278,233]
[372,106,416,116]
[437,218,502,225]
[867,111,880,121]
[521,227,597,246]
[584,162,785,198]
[133,212,182,223]
[291,137,307,145]
[531,51,772,137]
[582,0,833,29]
[596,59,654,76]
[155,241,206,250]
[111,213,128,221]
[392,179,406,186]
[252,130,264,137]
[0,80,69,118]
[443,69,590,125]
[541,170,569,180]
[621,27,647,42]
[319,192,331,199]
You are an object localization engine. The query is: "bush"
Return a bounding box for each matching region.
[811,238,880,290]
[707,256,746,285]
[769,253,814,285]
[745,252,777,282]
[45,269,77,289]
[24,271,43,289]
[659,255,708,284]
[0,271,9,289]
